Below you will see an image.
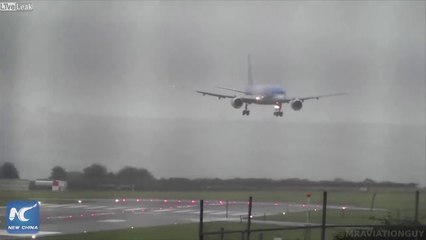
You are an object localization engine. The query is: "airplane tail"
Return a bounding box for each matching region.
[248,54,253,86]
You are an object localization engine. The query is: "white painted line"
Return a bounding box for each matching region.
[105,206,128,210]
[41,204,63,208]
[229,212,247,216]
[123,208,145,212]
[98,219,127,223]
[46,215,71,220]
[153,209,174,213]
[0,230,62,236]
[94,212,115,216]
[173,209,194,213]
[64,205,88,209]
[85,206,107,210]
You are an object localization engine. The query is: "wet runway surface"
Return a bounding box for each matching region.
[0,198,375,238]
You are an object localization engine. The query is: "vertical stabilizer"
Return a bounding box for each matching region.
[248,54,254,86]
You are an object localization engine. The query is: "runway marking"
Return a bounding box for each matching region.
[98,219,127,223]
[153,209,174,212]
[0,230,62,236]
[173,209,194,213]
[105,206,128,210]
[94,212,115,216]
[85,206,107,210]
[46,215,72,220]
[229,212,247,216]
[41,204,63,208]
[176,205,194,209]
[202,210,216,214]
[123,208,145,212]
[64,205,88,209]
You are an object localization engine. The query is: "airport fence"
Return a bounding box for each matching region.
[198,191,425,240]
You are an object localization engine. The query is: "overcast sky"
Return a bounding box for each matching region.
[0,1,425,185]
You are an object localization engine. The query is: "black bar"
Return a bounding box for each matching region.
[321,191,327,240]
[247,196,253,240]
[199,199,204,240]
[414,190,419,223]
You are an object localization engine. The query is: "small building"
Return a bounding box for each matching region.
[33,179,67,191]
[52,180,67,191]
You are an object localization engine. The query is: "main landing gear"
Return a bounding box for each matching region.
[273,111,283,117]
[242,104,250,116]
[274,104,283,117]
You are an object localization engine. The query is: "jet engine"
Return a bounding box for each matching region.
[290,99,303,111]
[231,98,244,109]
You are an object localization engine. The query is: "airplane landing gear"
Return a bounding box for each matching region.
[274,103,283,117]
[242,104,250,116]
[273,111,283,117]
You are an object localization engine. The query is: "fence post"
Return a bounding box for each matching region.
[199,200,204,240]
[321,191,327,240]
[220,227,224,240]
[247,196,253,240]
[226,200,229,219]
[414,190,419,223]
[370,192,376,211]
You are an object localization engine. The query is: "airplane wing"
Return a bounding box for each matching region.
[196,90,236,99]
[216,86,249,95]
[284,92,348,103]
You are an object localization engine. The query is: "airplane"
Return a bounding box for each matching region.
[197,55,346,117]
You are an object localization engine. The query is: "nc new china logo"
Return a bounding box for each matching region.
[7,201,40,234]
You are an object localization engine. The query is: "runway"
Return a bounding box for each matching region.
[0,198,380,238]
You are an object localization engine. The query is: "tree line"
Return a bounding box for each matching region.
[0,162,419,190]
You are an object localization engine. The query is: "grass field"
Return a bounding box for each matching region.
[32,221,350,240]
[1,189,424,240]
